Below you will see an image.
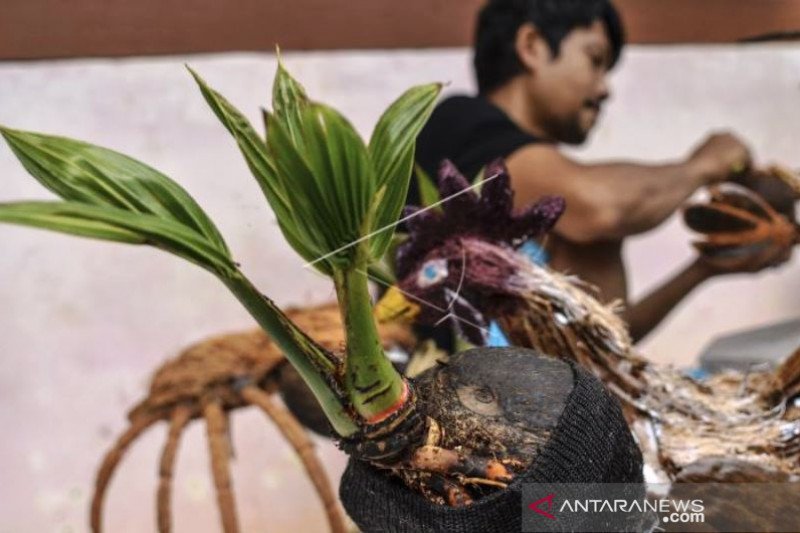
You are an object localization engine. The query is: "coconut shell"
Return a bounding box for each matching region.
[683,181,798,269]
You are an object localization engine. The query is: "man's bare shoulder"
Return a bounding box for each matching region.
[506,143,581,177]
[503,143,612,243]
[503,143,585,207]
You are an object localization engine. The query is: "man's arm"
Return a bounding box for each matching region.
[505,132,751,242]
[624,242,792,342]
[504,131,753,341]
[622,259,711,342]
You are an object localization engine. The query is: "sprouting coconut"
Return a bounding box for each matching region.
[0,59,643,532]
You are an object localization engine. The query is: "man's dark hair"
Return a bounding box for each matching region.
[474,0,625,94]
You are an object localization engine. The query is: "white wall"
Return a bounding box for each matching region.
[0,45,798,531]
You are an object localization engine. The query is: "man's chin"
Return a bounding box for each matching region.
[557,127,590,145]
[543,117,593,145]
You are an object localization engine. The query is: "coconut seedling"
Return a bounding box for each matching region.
[0,60,437,531]
[1,61,639,532]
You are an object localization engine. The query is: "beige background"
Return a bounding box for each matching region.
[0,45,798,531]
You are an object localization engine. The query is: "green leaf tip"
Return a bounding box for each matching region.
[0,125,23,145]
[267,65,441,270]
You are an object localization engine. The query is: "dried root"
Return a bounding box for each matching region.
[91,412,160,532]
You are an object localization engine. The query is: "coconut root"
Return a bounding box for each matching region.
[157,405,191,533]
[202,397,239,533]
[408,445,512,483]
[91,412,160,533]
[241,384,346,533]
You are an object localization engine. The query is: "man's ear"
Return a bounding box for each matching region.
[515,23,551,73]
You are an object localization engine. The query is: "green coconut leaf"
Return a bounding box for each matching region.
[367,232,406,286]
[0,127,230,257]
[366,83,441,258]
[294,103,374,257]
[191,63,440,278]
[187,70,299,231]
[0,201,236,275]
[0,202,144,244]
[414,163,442,210]
[0,198,355,433]
[267,65,440,271]
[188,68,325,271]
[268,66,376,271]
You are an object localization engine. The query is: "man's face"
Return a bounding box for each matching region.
[527,20,613,144]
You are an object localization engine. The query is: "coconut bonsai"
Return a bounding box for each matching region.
[0,60,643,532]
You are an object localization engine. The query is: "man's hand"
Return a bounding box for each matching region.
[732,166,798,221]
[688,132,753,184]
[696,241,793,276]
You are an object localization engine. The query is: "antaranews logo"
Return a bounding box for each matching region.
[528,493,556,520]
[522,483,652,532]
[524,482,800,532]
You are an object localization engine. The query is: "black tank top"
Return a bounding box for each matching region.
[409,95,543,206]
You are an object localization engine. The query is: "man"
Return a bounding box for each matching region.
[412,0,786,342]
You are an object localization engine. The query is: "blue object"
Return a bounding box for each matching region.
[485,239,547,348]
[518,239,549,266]
[684,367,710,380]
[423,263,438,280]
[487,321,511,347]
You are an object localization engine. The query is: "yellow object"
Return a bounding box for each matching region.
[374,286,421,323]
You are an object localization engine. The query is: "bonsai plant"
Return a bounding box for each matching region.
[0,59,643,533]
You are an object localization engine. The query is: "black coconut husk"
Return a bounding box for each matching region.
[340,347,645,533]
